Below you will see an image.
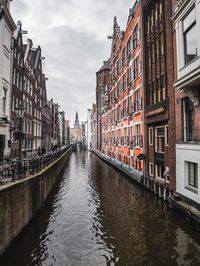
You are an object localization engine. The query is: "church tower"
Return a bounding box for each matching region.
[74,111,80,128]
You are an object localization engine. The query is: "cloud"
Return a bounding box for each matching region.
[11,0,133,124]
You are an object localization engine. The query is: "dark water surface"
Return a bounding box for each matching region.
[1,148,200,266]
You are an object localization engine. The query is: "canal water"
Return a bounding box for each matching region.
[1,148,200,266]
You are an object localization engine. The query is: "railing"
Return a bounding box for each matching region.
[0,144,72,185]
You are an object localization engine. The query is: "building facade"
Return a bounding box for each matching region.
[142,0,176,191]
[65,119,70,145]
[91,103,97,150]
[86,108,92,150]
[81,121,87,147]
[0,0,15,160]
[49,99,59,147]
[98,1,144,180]
[173,0,200,207]
[11,21,25,158]
[96,59,110,151]
[41,74,51,151]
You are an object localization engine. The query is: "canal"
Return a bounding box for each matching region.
[1,148,200,266]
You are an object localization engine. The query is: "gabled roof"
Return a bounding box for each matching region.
[24,39,33,64]
[34,46,41,70]
[113,16,123,40]
[97,58,110,73]
[13,21,21,40]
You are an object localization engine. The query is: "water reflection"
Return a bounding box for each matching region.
[0,148,200,266]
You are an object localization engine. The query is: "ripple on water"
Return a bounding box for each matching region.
[1,149,200,266]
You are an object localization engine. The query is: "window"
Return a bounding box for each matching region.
[156,38,159,61]
[136,124,140,147]
[161,75,166,100]
[148,48,151,67]
[160,33,164,56]
[149,128,153,145]
[127,37,131,54]
[2,88,7,114]
[183,8,198,65]
[133,24,140,49]
[155,165,163,179]
[152,44,155,64]
[155,4,158,21]
[153,81,156,103]
[157,78,161,102]
[155,127,165,152]
[122,48,126,66]
[186,162,198,189]
[165,126,169,146]
[149,83,153,105]
[135,89,141,112]
[184,97,193,141]
[134,57,140,79]
[149,162,154,176]
[12,95,15,112]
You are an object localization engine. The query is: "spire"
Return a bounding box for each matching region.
[74,111,80,128]
[75,111,78,120]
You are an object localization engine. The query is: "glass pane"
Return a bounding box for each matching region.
[184,25,198,64]
[157,127,165,136]
[188,163,195,186]
[183,8,196,32]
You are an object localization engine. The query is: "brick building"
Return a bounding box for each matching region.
[41,74,51,151]
[173,0,200,208]
[22,39,35,155]
[32,46,44,152]
[49,99,59,146]
[98,1,144,180]
[96,59,110,151]
[65,120,70,145]
[91,103,97,150]
[58,111,66,146]
[11,21,25,157]
[142,0,176,191]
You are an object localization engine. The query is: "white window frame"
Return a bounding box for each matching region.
[185,161,198,191]
[155,126,165,153]
[155,164,162,179]
[149,162,154,177]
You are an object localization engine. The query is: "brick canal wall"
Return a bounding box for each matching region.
[0,145,74,256]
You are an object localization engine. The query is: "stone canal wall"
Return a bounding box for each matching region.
[0,145,74,256]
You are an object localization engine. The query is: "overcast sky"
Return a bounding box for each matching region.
[11,0,133,126]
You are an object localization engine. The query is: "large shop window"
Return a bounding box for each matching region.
[183,7,198,65]
[186,161,198,189]
[155,127,165,152]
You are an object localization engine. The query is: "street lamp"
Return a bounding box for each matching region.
[15,105,25,175]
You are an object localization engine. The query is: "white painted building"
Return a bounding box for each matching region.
[0,0,15,160]
[174,0,200,207]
